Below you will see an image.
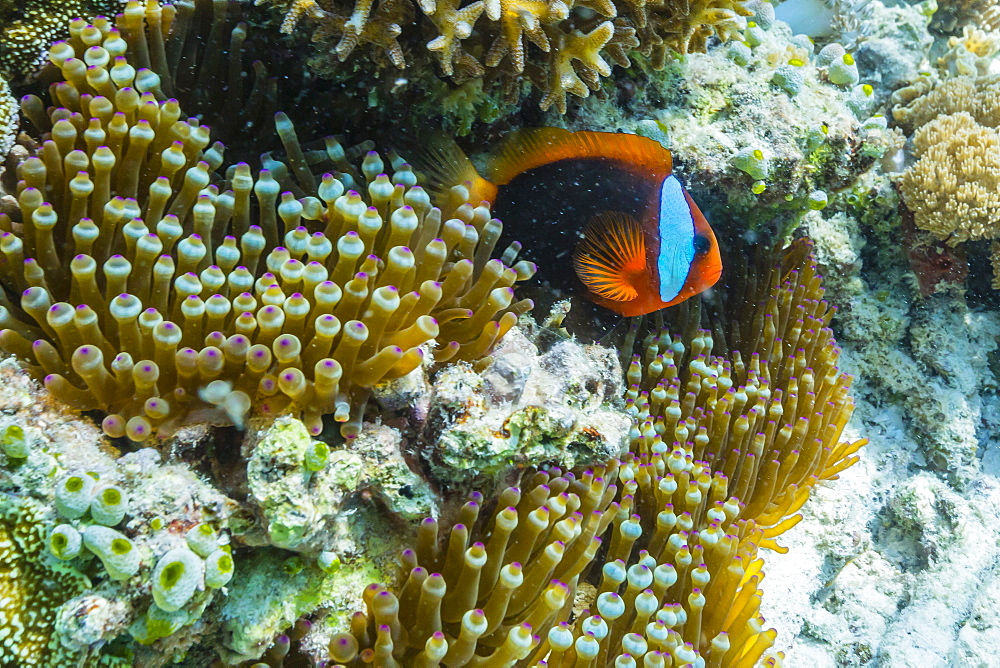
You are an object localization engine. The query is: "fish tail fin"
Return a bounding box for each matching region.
[400,133,497,208]
[572,212,648,303]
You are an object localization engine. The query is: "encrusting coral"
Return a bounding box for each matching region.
[260,0,753,112]
[0,2,535,441]
[0,352,248,664]
[325,239,865,666]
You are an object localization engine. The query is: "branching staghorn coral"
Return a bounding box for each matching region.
[637,0,752,68]
[260,0,750,112]
[0,6,534,441]
[325,239,864,666]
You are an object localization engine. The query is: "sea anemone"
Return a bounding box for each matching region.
[0,7,534,440]
[324,239,865,666]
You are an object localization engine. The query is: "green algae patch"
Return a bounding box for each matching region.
[216,548,328,664]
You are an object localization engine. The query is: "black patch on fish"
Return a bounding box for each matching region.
[492,157,660,338]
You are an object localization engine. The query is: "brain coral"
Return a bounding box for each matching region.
[261,0,752,112]
[0,5,534,441]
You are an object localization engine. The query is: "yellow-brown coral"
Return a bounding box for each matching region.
[0,73,16,156]
[891,73,1000,133]
[639,0,752,67]
[899,112,1000,248]
[0,494,91,666]
[325,240,864,666]
[0,5,534,441]
[892,73,1000,287]
[929,0,1000,35]
[260,0,748,111]
[0,0,120,78]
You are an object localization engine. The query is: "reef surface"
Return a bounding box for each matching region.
[1,0,999,666]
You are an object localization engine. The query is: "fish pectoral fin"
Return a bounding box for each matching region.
[572,212,647,302]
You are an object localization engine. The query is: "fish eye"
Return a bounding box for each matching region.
[693,234,711,255]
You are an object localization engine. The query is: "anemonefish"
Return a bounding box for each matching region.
[415,128,722,317]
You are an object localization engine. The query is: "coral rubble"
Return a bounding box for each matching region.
[401,324,631,488]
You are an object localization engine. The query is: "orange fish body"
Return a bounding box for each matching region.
[418,128,722,317]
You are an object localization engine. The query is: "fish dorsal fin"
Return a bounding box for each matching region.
[573,212,647,302]
[485,128,673,186]
[402,133,497,206]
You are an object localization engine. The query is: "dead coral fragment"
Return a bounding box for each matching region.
[329,240,863,666]
[0,494,91,666]
[0,8,533,441]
